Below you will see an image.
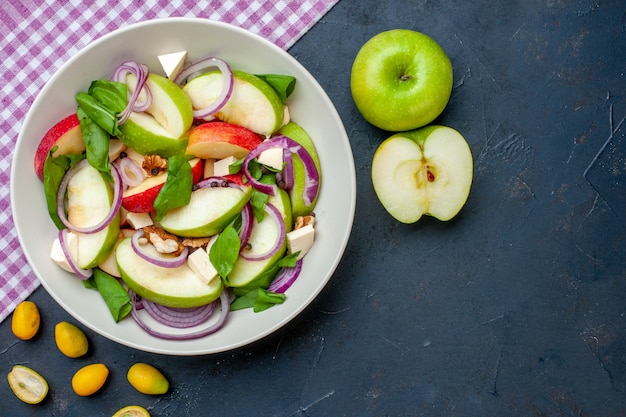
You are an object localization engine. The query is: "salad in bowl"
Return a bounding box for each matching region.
[11,18,355,355]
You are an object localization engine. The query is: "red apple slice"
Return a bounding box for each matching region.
[186,121,262,160]
[34,113,86,181]
[121,158,204,213]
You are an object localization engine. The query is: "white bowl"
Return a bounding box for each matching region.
[11,18,355,355]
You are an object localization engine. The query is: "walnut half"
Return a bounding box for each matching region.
[142,155,168,177]
[142,225,184,256]
[294,214,315,230]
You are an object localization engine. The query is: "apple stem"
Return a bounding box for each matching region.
[400,74,413,82]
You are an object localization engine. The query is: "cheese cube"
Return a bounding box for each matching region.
[157,50,187,80]
[203,158,216,178]
[213,156,237,177]
[286,224,315,260]
[126,212,153,229]
[50,232,78,273]
[257,146,284,170]
[187,236,219,285]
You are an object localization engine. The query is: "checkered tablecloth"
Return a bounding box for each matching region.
[0,0,339,323]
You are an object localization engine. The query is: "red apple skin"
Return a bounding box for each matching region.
[34,113,85,181]
[186,121,262,159]
[121,158,204,213]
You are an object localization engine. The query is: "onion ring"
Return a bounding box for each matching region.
[130,229,188,268]
[58,229,93,280]
[268,259,303,293]
[240,203,286,261]
[173,56,234,119]
[111,60,152,124]
[129,290,230,340]
[243,135,319,206]
[141,299,216,329]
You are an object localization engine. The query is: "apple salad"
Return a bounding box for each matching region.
[37,53,321,340]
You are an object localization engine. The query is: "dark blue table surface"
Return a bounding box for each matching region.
[2,1,625,416]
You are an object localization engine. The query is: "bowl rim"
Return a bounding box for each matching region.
[10,17,356,355]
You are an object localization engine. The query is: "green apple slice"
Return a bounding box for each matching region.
[66,162,120,269]
[227,188,291,288]
[158,185,253,237]
[183,70,284,136]
[118,73,193,157]
[116,238,223,308]
[371,125,473,223]
[278,121,322,217]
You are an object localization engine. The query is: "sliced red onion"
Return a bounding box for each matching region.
[243,136,319,206]
[131,229,188,268]
[278,148,294,190]
[111,60,152,124]
[240,203,286,261]
[239,203,253,252]
[58,229,93,280]
[129,289,230,340]
[115,157,145,187]
[268,259,303,293]
[57,159,123,234]
[141,298,216,328]
[195,176,241,190]
[173,56,234,119]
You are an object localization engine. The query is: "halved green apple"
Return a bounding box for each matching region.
[158,185,253,237]
[278,122,322,217]
[66,162,120,269]
[227,188,291,288]
[371,125,473,223]
[116,238,223,308]
[183,70,284,136]
[118,73,193,157]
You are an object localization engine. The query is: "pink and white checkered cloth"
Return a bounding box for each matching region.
[0,0,339,323]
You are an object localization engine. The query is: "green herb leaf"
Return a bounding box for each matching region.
[153,155,193,222]
[76,92,120,137]
[85,269,132,323]
[246,159,263,180]
[231,252,299,296]
[43,151,85,230]
[250,189,269,222]
[250,174,276,222]
[228,158,243,174]
[209,222,241,279]
[255,74,296,104]
[88,80,127,114]
[76,106,112,182]
[277,251,299,268]
[230,288,285,312]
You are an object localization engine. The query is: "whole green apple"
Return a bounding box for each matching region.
[351,29,453,132]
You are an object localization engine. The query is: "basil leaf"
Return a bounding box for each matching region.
[209,222,241,279]
[231,259,283,295]
[43,151,85,230]
[250,174,276,222]
[230,288,285,312]
[277,251,299,268]
[246,159,263,180]
[77,106,112,182]
[88,80,127,114]
[229,158,243,174]
[250,189,269,222]
[153,155,193,222]
[255,74,296,104]
[76,92,120,137]
[85,269,132,323]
